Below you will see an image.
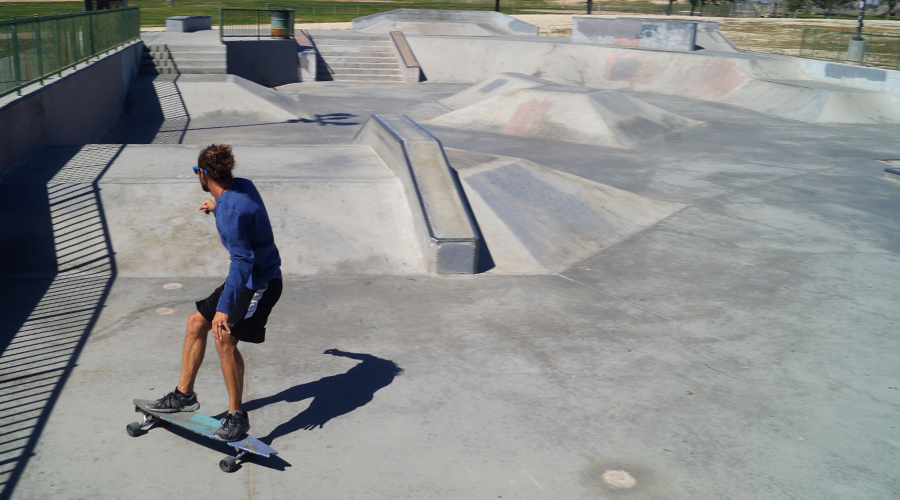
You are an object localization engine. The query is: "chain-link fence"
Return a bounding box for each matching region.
[220,8,295,40]
[800,29,900,70]
[0,7,140,98]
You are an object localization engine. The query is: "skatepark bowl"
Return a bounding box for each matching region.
[1,12,900,500]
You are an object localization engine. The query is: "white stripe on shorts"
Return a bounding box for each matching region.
[244,286,268,319]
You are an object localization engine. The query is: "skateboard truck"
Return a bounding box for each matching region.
[126,406,160,436]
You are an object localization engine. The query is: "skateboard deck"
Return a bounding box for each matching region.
[128,399,277,472]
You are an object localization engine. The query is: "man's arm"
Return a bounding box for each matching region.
[214,208,255,340]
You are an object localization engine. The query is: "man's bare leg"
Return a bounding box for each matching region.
[216,331,245,414]
[177,311,211,394]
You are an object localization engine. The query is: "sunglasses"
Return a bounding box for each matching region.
[192,166,209,175]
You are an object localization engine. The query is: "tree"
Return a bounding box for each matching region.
[784,0,808,16]
[689,0,700,15]
[884,0,899,19]
[667,0,678,15]
[812,0,852,18]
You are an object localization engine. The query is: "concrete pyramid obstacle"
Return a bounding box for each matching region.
[438,73,556,110]
[445,149,683,274]
[428,79,703,148]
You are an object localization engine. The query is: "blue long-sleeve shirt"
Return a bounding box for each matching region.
[213,178,282,315]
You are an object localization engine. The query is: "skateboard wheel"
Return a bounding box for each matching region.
[126,422,142,437]
[219,456,237,473]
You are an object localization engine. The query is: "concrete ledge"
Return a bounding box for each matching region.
[353,114,478,274]
[166,16,212,33]
[352,9,538,36]
[390,31,422,82]
[572,17,697,51]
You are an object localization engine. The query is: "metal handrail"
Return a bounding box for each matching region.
[0,7,140,98]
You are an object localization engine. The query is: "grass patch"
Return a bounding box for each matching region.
[0,0,574,26]
[0,2,86,20]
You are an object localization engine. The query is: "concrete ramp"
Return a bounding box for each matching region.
[7,144,426,277]
[439,72,556,110]
[427,86,703,148]
[405,36,900,124]
[132,74,311,124]
[728,78,900,124]
[352,9,538,36]
[695,28,739,52]
[172,74,312,122]
[445,149,682,274]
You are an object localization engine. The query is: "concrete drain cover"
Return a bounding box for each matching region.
[602,469,637,489]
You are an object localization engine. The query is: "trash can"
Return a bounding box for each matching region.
[271,10,287,38]
[848,38,866,63]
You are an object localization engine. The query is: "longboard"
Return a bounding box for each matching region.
[128,399,277,472]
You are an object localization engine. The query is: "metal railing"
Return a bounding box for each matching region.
[800,29,900,70]
[0,7,140,98]
[220,9,295,41]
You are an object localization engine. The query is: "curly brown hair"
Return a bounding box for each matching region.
[197,144,235,184]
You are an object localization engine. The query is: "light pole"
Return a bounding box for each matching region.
[848,0,867,62]
[855,0,866,40]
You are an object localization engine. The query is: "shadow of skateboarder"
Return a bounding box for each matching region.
[244,349,403,445]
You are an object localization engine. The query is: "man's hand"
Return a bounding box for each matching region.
[212,311,231,343]
[199,199,216,214]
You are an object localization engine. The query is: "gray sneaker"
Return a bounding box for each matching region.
[146,389,200,413]
[212,411,250,442]
[211,411,250,443]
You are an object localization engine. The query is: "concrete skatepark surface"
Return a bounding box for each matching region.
[1,24,900,500]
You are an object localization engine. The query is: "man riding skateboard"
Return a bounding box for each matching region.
[146,144,283,442]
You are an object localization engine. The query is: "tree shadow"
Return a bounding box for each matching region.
[244,349,403,446]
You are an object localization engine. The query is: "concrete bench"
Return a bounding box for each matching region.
[166,16,212,33]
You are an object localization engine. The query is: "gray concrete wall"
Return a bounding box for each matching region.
[353,114,479,274]
[0,41,142,180]
[797,58,900,101]
[352,9,538,36]
[225,40,299,87]
[572,16,697,51]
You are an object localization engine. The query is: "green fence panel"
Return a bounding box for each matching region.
[799,28,900,71]
[0,6,139,98]
[220,9,295,41]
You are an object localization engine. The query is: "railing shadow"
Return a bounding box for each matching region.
[243,349,403,446]
[100,75,191,144]
[0,144,120,500]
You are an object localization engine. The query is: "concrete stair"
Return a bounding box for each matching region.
[140,44,227,75]
[311,33,404,82]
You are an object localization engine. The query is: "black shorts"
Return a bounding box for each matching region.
[196,279,282,344]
